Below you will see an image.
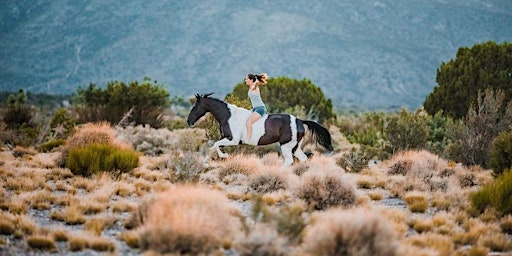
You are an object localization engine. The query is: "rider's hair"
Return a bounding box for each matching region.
[247,73,268,85]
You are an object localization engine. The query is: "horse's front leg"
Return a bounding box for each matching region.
[211,138,238,158]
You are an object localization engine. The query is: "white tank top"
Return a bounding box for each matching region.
[248,89,265,108]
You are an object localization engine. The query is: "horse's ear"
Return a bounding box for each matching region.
[204,92,214,98]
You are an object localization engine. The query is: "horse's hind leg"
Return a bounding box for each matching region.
[293,139,308,162]
[280,143,295,169]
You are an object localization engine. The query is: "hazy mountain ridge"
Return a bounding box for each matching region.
[1,0,511,110]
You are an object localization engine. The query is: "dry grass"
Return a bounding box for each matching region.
[403,191,429,213]
[26,235,57,251]
[0,124,511,255]
[301,208,399,256]
[84,215,117,236]
[136,185,242,254]
[295,168,357,210]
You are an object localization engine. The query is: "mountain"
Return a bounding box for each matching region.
[1,0,511,111]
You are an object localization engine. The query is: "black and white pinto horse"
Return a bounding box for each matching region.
[186,93,333,168]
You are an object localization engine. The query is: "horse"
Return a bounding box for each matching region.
[186,93,334,168]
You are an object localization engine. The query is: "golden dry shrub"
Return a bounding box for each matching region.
[301,208,399,256]
[295,168,357,210]
[137,185,242,254]
[58,122,132,166]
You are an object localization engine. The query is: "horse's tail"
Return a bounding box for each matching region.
[301,120,334,152]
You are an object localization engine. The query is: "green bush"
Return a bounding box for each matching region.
[67,143,139,176]
[424,41,512,119]
[386,108,429,153]
[489,130,512,176]
[471,169,512,216]
[74,78,170,128]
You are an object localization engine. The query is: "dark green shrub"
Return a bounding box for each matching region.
[67,143,139,176]
[386,108,429,153]
[74,78,170,128]
[489,130,512,176]
[471,169,512,216]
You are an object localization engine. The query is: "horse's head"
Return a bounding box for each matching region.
[187,93,213,126]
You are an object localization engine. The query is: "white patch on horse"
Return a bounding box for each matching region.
[226,104,268,145]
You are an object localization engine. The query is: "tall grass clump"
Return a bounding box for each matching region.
[295,168,357,210]
[58,122,129,166]
[472,169,512,216]
[67,143,138,176]
[136,185,241,254]
[300,208,399,256]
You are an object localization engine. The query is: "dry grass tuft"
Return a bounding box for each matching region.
[68,234,89,252]
[84,215,117,236]
[403,191,429,213]
[119,231,140,249]
[405,233,454,256]
[52,229,70,242]
[301,208,399,256]
[0,216,15,235]
[26,235,57,251]
[136,185,241,254]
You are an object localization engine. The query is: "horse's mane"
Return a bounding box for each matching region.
[196,93,243,110]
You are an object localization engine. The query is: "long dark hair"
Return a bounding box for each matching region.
[247,73,268,84]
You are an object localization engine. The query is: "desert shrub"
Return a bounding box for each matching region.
[218,161,253,182]
[167,151,206,183]
[337,146,383,173]
[136,185,241,254]
[337,112,389,156]
[446,89,512,167]
[67,143,138,176]
[248,172,287,193]
[234,223,288,256]
[388,160,413,176]
[57,122,128,167]
[295,169,357,210]
[116,125,206,155]
[39,139,66,152]
[471,169,512,216]
[66,122,116,148]
[275,203,307,244]
[489,129,512,176]
[301,208,399,256]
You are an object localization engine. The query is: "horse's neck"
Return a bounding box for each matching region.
[205,99,232,123]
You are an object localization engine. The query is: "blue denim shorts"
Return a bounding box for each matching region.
[252,106,267,116]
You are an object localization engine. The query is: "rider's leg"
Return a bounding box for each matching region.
[245,112,261,142]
